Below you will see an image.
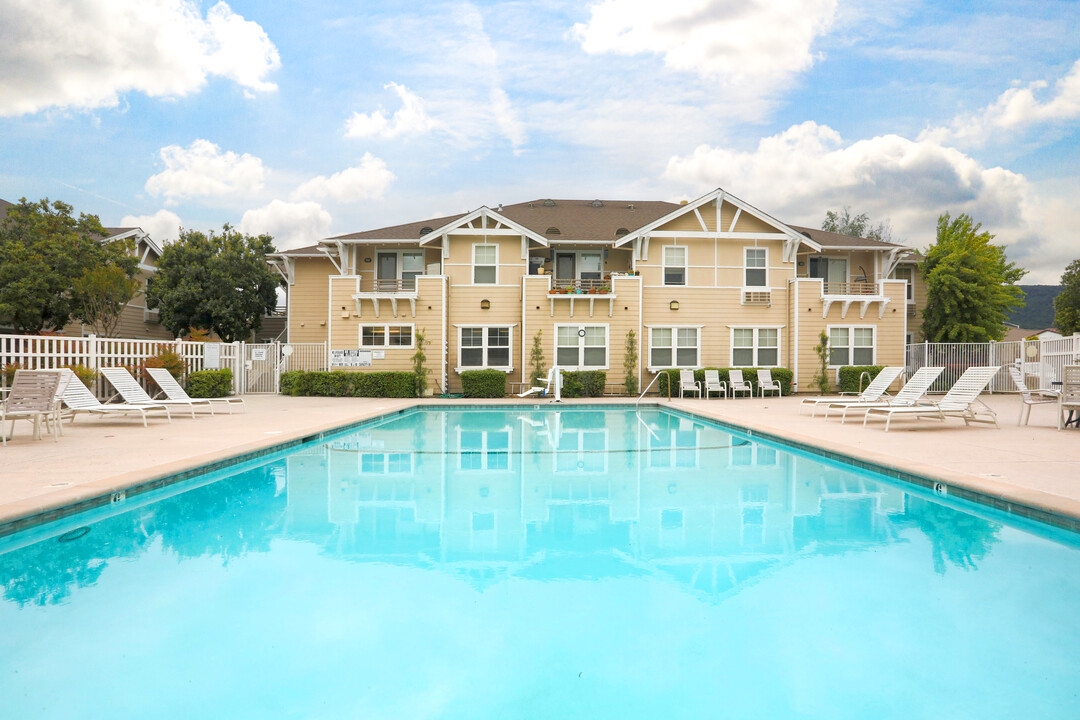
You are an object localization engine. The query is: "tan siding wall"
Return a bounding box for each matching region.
[447,284,522,392]
[639,236,792,290]
[289,258,335,344]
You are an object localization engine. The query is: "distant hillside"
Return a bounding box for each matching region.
[1009,285,1061,329]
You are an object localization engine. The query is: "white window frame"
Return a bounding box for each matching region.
[472,243,499,285]
[662,245,687,286]
[554,324,609,370]
[827,325,876,367]
[647,326,702,371]
[892,265,914,302]
[457,427,513,472]
[456,325,514,372]
[729,327,781,367]
[359,323,416,349]
[744,247,768,288]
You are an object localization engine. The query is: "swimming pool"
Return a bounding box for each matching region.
[2,406,1079,718]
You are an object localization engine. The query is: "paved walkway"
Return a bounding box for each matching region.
[1,393,1077,534]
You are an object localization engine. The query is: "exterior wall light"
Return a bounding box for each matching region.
[481,299,491,310]
[669,300,679,311]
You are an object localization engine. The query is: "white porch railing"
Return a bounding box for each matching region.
[905,336,1080,394]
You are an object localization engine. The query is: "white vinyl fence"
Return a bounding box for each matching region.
[0,334,328,396]
[905,336,1080,394]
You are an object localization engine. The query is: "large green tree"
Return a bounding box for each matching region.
[921,212,1026,342]
[146,225,281,342]
[0,198,137,333]
[1053,260,1080,335]
[822,206,894,243]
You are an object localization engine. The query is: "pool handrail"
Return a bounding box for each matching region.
[636,372,663,405]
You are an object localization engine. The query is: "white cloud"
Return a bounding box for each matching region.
[292,154,395,203]
[120,209,182,244]
[662,121,1073,282]
[145,139,267,203]
[0,1,280,117]
[239,200,331,251]
[345,83,440,139]
[571,0,837,99]
[921,59,1080,146]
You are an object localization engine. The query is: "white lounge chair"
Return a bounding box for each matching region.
[1008,366,1057,426]
[146,367,244,414]
[679,369,702,398]
[100,367,202,419]
[1,370,63,446]
[703,370,727,399]
[728,369,753,398]
[61,369,172,427]
[756,369,782,397]
[824,366,944,422]
[1058,365,1080,431]
[800,366,903,416]
[863,366,1001,431]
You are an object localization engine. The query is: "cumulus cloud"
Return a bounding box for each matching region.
[239,200,332,251]
[661,121,1073,282]
[292,154,395,203]
[145,139,267,203]
[921,59,1080,147]
[120,209,183,244]
[345,83,440,139]
[0,0,280,117]
[571,0,837,98]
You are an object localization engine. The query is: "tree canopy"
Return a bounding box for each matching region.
[920,212,1026,342]
[0,198,138,333]
[1053,260,1080,335]
[146,225,281,343]
[822,206,894,243]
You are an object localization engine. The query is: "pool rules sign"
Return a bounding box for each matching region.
[330,349,372,367]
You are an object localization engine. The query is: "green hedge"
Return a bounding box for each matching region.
[460,369,506,398]
[837,365,886,394]
[560,370,606,398]
[186,369,233,398]
[278,370,416,398]
[655,367,794,397]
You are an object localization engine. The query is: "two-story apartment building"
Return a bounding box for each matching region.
[270,187,923,394]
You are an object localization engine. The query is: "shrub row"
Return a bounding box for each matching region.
[560,370,606,398]
[655,367,794,397]
[460,369,506,398]
[279,370,417,398]
[837,365,886,394]
[186,369,233,398]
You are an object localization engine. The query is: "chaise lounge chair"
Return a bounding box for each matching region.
[61,369,172,427]
[863,366,1001,431]
[100,367,204,419]
[800,366,903,416]
[823,366,944,423]
[146,367,245,414]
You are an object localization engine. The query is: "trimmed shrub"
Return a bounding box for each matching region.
[656,367,793,397]
[3,362,20,385]
[560,370,606,398]
[357,372,416,398]
[141,344,186,381]
[461,369,506,398]
[277,370,416,398]
[279,371,303,396]
[62,364,98,388]
[186,369,233,398]
[837,365,886,395]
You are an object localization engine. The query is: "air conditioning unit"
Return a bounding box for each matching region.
[143,307,160,323]
[742,290,771,306]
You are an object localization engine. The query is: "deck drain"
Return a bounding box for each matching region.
[57,527,91,543]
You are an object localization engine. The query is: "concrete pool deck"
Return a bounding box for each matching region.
[1,393,1078,535]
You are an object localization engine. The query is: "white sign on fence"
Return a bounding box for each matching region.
[251,348,268,361]
[203,343,221,370]
[330,349,372,367]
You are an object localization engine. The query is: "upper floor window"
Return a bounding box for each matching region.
[809,256,847,283]
[892,265,914,301]
[745,248,767,287]
[473,244,497,284]
[663,246,686,286]
[829,327,874,366]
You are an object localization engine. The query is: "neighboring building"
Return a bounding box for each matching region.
[1003,327,1062,343]
[269,187,925,393]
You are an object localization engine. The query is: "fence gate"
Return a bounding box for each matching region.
[244,343,280,394]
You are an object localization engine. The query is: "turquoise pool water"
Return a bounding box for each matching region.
[2,407,1079,719]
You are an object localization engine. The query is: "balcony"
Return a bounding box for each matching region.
[814,279,890,319]
[546,275,616,318]
[353,275,423,318]
[551,276,612,293]
[358,277,419,293]
[823,281,878,296]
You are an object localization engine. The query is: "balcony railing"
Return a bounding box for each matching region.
[822,281,878,296]
[357,277,419,293]
[552,276,612,293]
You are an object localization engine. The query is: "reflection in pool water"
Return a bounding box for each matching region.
[1,408,1078,719]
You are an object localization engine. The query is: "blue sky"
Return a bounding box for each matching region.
[1,0,1078,281]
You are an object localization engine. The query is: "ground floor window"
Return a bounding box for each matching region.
[556,325,607,369]
[731,328,779,367]
[459,327,512,369]
[361,324,413,348]
[649,327,699,368]
[829,326,874,366]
